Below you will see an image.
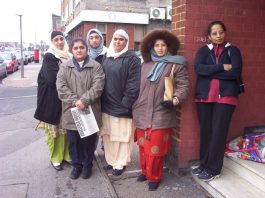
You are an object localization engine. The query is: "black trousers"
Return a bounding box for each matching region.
[196,103,235,175]
[67,130,97,169]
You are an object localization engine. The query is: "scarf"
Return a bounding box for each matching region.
[213,43,225,64]
[106,29,129,58]
[147,50,187,83]
[86,29,107,59]
[47,42,70,61]
[72,55,89,72]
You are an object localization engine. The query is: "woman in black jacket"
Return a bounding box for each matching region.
[34,31,70,171]
[192,21,243,181]
[100,29,141,176]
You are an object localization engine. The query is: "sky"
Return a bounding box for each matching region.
[0,0,61,44]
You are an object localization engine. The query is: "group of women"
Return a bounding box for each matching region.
[34,20,243,191]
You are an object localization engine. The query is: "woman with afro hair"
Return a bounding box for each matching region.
[132,30,190,190]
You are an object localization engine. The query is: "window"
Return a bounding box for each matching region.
[96,23,107,34]
[134,25,144,51]
[96,23,107,46]
[115,24,125,31]
[134,42,140,51]
[134,25,144,42]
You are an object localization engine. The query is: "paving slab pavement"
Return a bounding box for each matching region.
[2,63,40,88]
[0,61,211,198]
[0,108,115,198]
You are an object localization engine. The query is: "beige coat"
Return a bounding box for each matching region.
[132,62,189,130]
[56,58,105,130]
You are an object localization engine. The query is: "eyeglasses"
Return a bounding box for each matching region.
[211,31,224,36]
[53,37,64,42]
[113,37,125,41]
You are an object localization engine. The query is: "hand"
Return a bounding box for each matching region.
[173,97,179,106]
[75,100,86,110]
[223,64,232,71]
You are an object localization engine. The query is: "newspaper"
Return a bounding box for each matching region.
[70,106,99,138]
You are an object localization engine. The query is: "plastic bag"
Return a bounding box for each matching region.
[225,133,265,163]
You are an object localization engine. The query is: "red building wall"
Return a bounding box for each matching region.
[69,22,135,49]
[172,0,265,168]
[105,23,135,48]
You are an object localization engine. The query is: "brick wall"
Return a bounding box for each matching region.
[106,23,135,48]
[83,23,96,39]
[172,0,265,169]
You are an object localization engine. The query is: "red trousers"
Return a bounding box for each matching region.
[135,128,172,182]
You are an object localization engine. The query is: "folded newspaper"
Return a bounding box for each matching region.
[70,106,99,138]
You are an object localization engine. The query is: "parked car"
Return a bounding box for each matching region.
[0,52,19,73]
[13,51,28,65]
[24,51,33,63]
[28,51,34,62]
[0,56,7,77]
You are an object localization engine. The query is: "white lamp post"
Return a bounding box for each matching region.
[17,14,24,78]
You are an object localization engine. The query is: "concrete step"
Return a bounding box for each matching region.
[224,156,265,193]
[192,157,265,198]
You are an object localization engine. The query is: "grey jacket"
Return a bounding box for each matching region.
[132,62,190,130]
[56,58,105,130]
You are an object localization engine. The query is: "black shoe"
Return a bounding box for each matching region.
[103,165,113,170]
[51,161,63,171]
[148,182,159,191]
[191,166,204,175]
[137,174,147,182]
[70,167,82,180]
[63,160,72,165]
[198,170,220,182]
[82,167,92,179]
[112,166,126,176]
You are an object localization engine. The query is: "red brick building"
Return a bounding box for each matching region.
[62,0,172,50]
[171,0,265,170]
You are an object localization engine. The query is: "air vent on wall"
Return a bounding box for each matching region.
[149,7,166,20]
[166,5,172,20]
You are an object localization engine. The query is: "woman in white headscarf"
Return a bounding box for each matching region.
[34,31,71,171]
[100,29,141,176]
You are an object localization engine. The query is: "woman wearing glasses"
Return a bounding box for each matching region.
[100,29,141,176]
[192,21,243,181]
[34,31,71,171]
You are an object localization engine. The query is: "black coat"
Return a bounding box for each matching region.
[95,54,104,65]
[194,43,243,99]
[101,50,141,118]
[34,53,62,125]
